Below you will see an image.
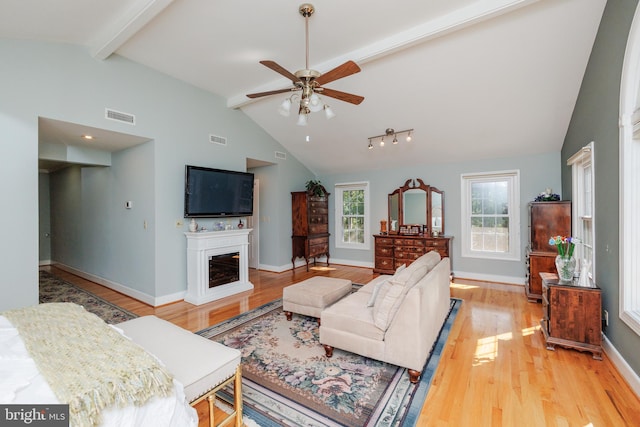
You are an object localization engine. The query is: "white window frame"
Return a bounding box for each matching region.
[334,181,370,250]
[619,3,640,336]
[460,170,520,261]
[567,142,595,280]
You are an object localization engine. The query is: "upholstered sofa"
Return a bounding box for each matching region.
[319,251,451,383]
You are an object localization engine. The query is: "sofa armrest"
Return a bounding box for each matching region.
[384,258,451,371]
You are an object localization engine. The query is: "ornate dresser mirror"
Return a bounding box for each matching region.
[375,178,451,274]
[387,178,445,236]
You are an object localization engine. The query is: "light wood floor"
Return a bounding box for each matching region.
[40,264,640,426]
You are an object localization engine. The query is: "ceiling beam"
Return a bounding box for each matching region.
[90,0,175,60]
[227,0,539,109]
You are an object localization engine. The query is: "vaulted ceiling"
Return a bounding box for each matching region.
[1,0,606,175]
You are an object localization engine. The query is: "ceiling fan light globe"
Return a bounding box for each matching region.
[308,94,324,112]
[278,98,292,117]
[324,105,336,120]
[297,113,308,126]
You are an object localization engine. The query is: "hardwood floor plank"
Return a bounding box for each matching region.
[39,265,640,426]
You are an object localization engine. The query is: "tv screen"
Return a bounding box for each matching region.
[184,165,254,218]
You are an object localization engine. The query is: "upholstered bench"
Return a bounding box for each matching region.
[283,276,352,323]
[118,316,242,427]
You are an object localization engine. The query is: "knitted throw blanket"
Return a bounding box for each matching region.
[3,303,174,427]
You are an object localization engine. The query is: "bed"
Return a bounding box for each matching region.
[0,303,197,427]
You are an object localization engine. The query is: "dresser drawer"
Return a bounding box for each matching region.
[376,237,394,246]
[309,236,328,257]
[425,239,448,248]
[375,245,393,257]
[309,224,328,234]
[309,206,328,216]
[396,238,425,247]
[375,257,394,270]
[309,215,327,224]
[395,250,424,262]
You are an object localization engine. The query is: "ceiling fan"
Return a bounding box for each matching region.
[246,3,364,124]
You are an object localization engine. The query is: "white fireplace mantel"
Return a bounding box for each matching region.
[184,229,253,305]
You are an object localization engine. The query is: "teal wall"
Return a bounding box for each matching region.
[0,40,314,310]
[561,0,640,377]
[322,151,562,282]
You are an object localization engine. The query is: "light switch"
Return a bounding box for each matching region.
[125,201,133,209]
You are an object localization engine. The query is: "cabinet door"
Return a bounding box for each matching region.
[530,202,571,252]
[549,287,601,345]
[529,255,556,297]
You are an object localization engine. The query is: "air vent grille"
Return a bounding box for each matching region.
[105,108,135,125]
[210,134,227,145]
[275,151,287,160]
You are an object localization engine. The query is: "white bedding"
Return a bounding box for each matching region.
[0,315,197,427]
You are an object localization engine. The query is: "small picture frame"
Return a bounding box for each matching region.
[399,224,421,235]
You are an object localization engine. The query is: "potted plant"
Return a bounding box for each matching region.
[306,180,327,198]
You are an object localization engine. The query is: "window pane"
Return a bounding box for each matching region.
[463,173,516,258]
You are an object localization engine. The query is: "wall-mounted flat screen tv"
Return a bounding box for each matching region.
[184,165,254,218]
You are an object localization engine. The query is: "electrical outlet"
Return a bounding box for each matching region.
[175,220,184,228]
[604,309,609,326]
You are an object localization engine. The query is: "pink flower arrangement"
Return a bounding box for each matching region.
[548,236,580,258]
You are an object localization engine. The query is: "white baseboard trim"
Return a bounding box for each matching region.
[602,334,640,398]
[39,259,52,267]
[51,263,185,307]
[329,258,375,269]
[258,257,374,273]
[453,270,525,285]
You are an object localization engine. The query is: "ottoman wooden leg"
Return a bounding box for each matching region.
[285,311,292,321]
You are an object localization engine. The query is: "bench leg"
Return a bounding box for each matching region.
[194,364,243,427]
[234,365,243,427]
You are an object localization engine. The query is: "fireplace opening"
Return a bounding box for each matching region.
[208,252,240,288]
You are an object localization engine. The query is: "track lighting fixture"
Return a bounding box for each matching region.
[367,128,414,149]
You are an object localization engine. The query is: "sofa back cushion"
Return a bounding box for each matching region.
[366,264,406,307]
[390,251,440,289]
[373,263,428,330]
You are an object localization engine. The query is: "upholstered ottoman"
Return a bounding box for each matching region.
[283,276,352,323]
[118,315,242,427]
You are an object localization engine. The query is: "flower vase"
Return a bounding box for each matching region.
[555,255,576,282]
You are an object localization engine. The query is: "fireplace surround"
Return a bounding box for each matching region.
[184,229,253,305]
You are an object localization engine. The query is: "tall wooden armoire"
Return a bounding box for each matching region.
[525,201,571,301]
[291,190,330,271]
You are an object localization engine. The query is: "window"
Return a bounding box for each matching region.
[567,142,595,279]
[461,171,520,260]
[335,182,370,250]
[619,3,640,336]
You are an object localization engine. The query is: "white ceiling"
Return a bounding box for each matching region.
[1,0,606,175]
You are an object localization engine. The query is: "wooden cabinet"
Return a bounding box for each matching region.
[373,234,451,274]
[291,191,330,271]
[525,201,571,301]
[540,272,602,360]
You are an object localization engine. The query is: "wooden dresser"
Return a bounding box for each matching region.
[291,191,330,271]
[540,272,602,360]
[373,234,451,274]
[525,201,571,301]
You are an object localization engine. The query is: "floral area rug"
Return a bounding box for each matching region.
[197,296,461,427]
[38,270,137,324]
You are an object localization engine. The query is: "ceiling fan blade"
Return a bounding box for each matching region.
[246,88,296,99]
[315,60,361,86]
[320,88,364,105]
[260,60,300,84]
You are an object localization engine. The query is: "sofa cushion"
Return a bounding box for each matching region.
[366,264,406,307]
[321,292,385,341]
[391,251,440,288]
